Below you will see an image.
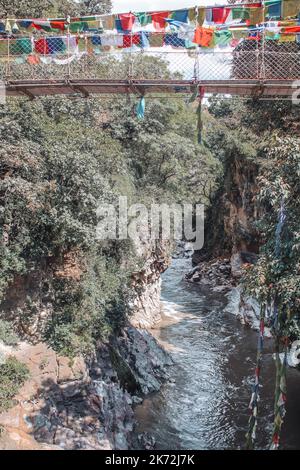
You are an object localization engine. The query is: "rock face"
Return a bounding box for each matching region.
[193,153,260,274]
[225,287,271,337]
[190,153,263,328]
[0,227,173,451]
[0,327,172,451]
[130,240,171,329]
[0,236,173,451]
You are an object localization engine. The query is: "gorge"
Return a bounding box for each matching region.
[0,0,300,452]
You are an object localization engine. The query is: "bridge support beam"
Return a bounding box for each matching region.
[3,79,298,99]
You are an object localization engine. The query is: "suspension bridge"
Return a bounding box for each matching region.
[1,4,300,99]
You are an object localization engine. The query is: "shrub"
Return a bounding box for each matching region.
[0,320,19,347]
[0,356,29,412]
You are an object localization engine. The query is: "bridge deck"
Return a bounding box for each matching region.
[4,79,297,99]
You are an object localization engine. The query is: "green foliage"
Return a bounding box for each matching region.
[206,98,300,339]
[0,57,218,357]
[0,0,111,17]
[243,136,300,323]
[206,98,260,165]
[0,356,29,412]
[0,320,19,346]
[44,252,130,357]
[108,98,219,205]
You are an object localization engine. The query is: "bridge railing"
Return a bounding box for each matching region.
[1,32,300,83]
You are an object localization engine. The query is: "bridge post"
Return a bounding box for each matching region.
[260,2,266,81]
[66,25,71,79]
[256,34,260,80]
[128,29,134,83]
[193,47,200,83]
[6,35,11,80]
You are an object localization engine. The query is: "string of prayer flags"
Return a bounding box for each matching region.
[1,1,300,55]
[1,3,300,37]
[246,309,265,449]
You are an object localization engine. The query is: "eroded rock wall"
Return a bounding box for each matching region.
[0,239,172,451]
[0,327,172,450]
[193,154,260,278]
[130,240,171,329]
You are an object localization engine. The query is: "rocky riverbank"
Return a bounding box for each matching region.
[0,327,172,450]
[0,240,173,451]
[185,257,233,293]
[184,256,271,335]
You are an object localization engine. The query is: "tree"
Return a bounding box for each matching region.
[0,59,219,357]
[0,0,112,18]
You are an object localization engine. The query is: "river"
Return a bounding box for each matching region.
[134,258,300,450]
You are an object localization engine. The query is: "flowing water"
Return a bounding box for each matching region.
[134,258,300,450]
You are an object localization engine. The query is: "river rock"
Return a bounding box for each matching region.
[185,258,233,291]
[225,287,272,338]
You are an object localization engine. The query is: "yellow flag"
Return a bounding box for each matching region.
[279,33,296,41]
[282,0,300,19]
[102,14,115,30]
[188,7,205,25]
[188,7,196,22]
[249,7,264,25]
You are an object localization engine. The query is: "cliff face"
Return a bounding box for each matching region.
[130,240,171,329]
[0,242,172,450]
[0,328,171,450]
[193,153,260,276]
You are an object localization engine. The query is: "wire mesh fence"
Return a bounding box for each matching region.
[0,31,300,83]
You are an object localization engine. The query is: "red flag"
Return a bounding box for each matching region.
[151,12,170,31]
[50,21,66,31]
[122,34,141,48]
[35,38,50,54]
[212,7,230,24]
[119,13,135,31]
